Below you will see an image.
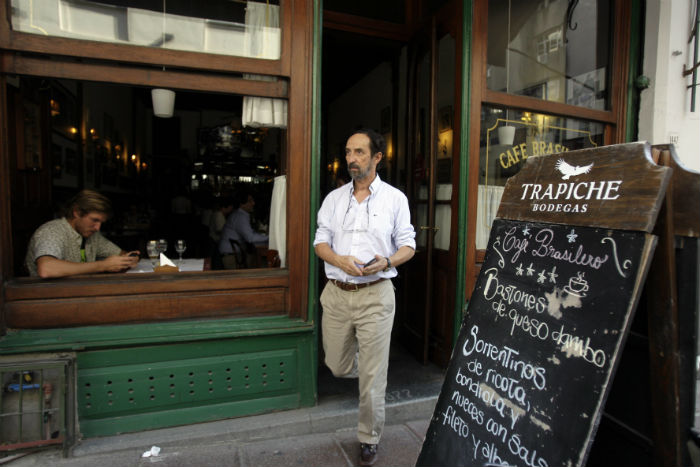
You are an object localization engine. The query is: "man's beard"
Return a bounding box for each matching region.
[349,163,372,180]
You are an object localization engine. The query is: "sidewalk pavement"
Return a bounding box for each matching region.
[2,378,440,467]
[0,398,435,467]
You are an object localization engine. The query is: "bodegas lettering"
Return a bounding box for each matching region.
[519,159,622,214]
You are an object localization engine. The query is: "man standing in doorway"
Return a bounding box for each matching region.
[314,128,415,466]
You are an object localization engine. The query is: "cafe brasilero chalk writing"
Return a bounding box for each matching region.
[417,219,648,467]
[499,139,571,170]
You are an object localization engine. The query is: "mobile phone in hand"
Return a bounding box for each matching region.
[364,258,378,267]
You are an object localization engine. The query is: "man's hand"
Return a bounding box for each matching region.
[335,255,365,276]
[103,254,139,272]
[314,243,365,276]
[361,255,387,276]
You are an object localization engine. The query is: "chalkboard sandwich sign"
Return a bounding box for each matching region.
[417,142,671,467]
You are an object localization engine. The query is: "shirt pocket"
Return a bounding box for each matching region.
[369,205,394,238]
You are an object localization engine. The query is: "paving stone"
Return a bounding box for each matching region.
[336,423,422,467]
[240,433,350,467]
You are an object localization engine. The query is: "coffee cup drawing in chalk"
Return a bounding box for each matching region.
[563,271,589,297]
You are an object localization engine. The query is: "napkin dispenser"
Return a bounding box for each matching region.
[153,253,179,273]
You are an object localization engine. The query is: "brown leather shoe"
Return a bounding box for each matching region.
[359,443,378,466]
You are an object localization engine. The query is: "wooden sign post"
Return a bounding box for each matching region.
[417,142,671,467]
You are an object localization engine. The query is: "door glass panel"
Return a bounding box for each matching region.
[434,31,455,251]
[11,0,282,59]
[476,105,604,249]
[413,48,431,249]
[487,0,612,110]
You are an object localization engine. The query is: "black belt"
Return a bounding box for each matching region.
[330,278,386,292]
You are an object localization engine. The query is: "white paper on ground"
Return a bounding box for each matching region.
[142,446,161,458]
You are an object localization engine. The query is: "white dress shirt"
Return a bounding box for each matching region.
[314,175,416,284]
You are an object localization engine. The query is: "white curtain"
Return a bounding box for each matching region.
[269,175,287,267]
[244,1,280,59]
[476,185,505,249]
[242,2,287,128]
[241,74,288,128]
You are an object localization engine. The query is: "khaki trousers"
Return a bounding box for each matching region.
[320,279,395,444]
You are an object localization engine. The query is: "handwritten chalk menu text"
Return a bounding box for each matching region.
[417,219,653,467]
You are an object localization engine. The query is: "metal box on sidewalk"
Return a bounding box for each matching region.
[0,353,76,456]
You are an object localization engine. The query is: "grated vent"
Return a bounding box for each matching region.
[78,349,296,418]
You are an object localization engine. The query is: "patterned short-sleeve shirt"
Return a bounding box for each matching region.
[24,218,122,276]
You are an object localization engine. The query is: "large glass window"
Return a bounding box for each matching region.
[11,0,282,59]
[476,105,603,249]
[487,0,612,110]
[11,76,287,276]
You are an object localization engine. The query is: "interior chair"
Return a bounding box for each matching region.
[228,239,248,269]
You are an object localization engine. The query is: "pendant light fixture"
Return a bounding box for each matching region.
[151,0,175,118]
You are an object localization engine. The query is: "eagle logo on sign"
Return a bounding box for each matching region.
[555,159,594,180]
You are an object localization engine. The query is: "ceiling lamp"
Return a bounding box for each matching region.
[151,88,175,118]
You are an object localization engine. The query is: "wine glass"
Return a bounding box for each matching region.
[146,240,158,268]
[175,239,186,264]
[157,239,168,257]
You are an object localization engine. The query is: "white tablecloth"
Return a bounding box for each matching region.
[127,258,205,273]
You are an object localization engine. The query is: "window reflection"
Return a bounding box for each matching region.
[11,0,282,60]
[476,105,603,249]
[487,0,612,110]
[12,76,286,276]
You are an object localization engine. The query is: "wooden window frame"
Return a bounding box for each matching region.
[0,1,293,77]
[0,0,314,328]
[465,0,633,298]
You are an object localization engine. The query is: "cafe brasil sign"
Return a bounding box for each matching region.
[499,140,571,170]
[488,118,598,173]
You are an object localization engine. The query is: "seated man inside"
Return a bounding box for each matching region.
[25,189,140,278]
[208,197,235,245]
[218,190,269,269]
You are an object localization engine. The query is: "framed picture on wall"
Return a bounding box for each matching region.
[438,130,453,159]
[51,141,62,178]
[103,113,114,143]
[51,83,78,139]
[18,97,44,170]
[438,106,452,133]
[51,132,79,188]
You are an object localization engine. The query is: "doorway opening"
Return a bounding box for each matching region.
[318,25,425,382]
[317,1,462,382]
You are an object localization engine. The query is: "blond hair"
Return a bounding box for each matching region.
[66,190,113,219]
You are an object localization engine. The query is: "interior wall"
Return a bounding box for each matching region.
[327,62,393,160]
[639,0,700,171]
[83,83,135,156]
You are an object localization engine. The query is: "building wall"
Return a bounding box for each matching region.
[639,0,700,171]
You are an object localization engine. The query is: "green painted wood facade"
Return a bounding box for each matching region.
[0,0,643,439]
[1,316,316,437]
